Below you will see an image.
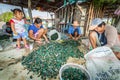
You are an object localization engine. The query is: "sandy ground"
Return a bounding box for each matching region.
[0,46,43,80]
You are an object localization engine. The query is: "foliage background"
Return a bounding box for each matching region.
[0,12,13,22]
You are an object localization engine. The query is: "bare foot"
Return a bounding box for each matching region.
[46,40,50,43]
[35,40,43,45]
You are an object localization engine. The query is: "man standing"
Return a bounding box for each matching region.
[68,21,81,40]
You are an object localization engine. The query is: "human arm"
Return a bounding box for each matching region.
[10,20,17,35]
[25,20,31,24]
[28,30,40,41]
[75,34,81,40]
[68,26,74,39]
[28,25,40,41]
[69,34,74,39]
[28,30,36,40]
[89,31,98,49]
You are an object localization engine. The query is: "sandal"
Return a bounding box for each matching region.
[25,45,29,49]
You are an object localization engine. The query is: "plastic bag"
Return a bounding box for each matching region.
[85,47,120,80]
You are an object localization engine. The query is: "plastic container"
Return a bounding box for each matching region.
[29,43,34,51]
[47,29,61,41]
[59,63,91,80]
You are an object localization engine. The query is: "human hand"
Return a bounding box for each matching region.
[72,37,75,40]
[74,37,79,41]
[14,32,18,36]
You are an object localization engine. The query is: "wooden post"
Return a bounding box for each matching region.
[71,4,75,23]
[85,3,93,36]
[28,0,33,23]
[69,5,72,23]
[21,6,26,18]
[91,3,94,20]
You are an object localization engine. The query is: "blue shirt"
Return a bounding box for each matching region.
[28,24,43,34]
[68,26,81,35]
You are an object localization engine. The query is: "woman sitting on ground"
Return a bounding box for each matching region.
[28,18,49,44]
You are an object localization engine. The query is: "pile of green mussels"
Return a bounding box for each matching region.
[51,33,58,40]
[62,67,87,80]
[22,40,84,80]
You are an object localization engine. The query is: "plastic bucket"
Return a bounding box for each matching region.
[47,29,61,41]
[59,63,91,80]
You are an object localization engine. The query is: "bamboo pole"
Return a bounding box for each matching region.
[76,3,85,16]
[62,8,64,19]
[69,5,72,23]
[67,5,70,23]
[96,8,100,18]
[99,7,102,18]
[85,3,92,36]
[94,8,96,18]
[69,6,72,22]
[21,6,26,18]
[28,0,33,23]
[85,2,94,36]
[71,4,76,23]
[90,3,94,21]
[102,6,106,18]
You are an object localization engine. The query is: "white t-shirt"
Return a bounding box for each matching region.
[10,18,26,33]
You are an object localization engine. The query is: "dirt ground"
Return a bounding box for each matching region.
[0,46,43,80]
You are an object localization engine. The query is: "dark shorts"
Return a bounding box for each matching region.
[71,28,79,37]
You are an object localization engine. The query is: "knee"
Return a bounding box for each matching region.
[38,28,44,33]
[74,31,78,35]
